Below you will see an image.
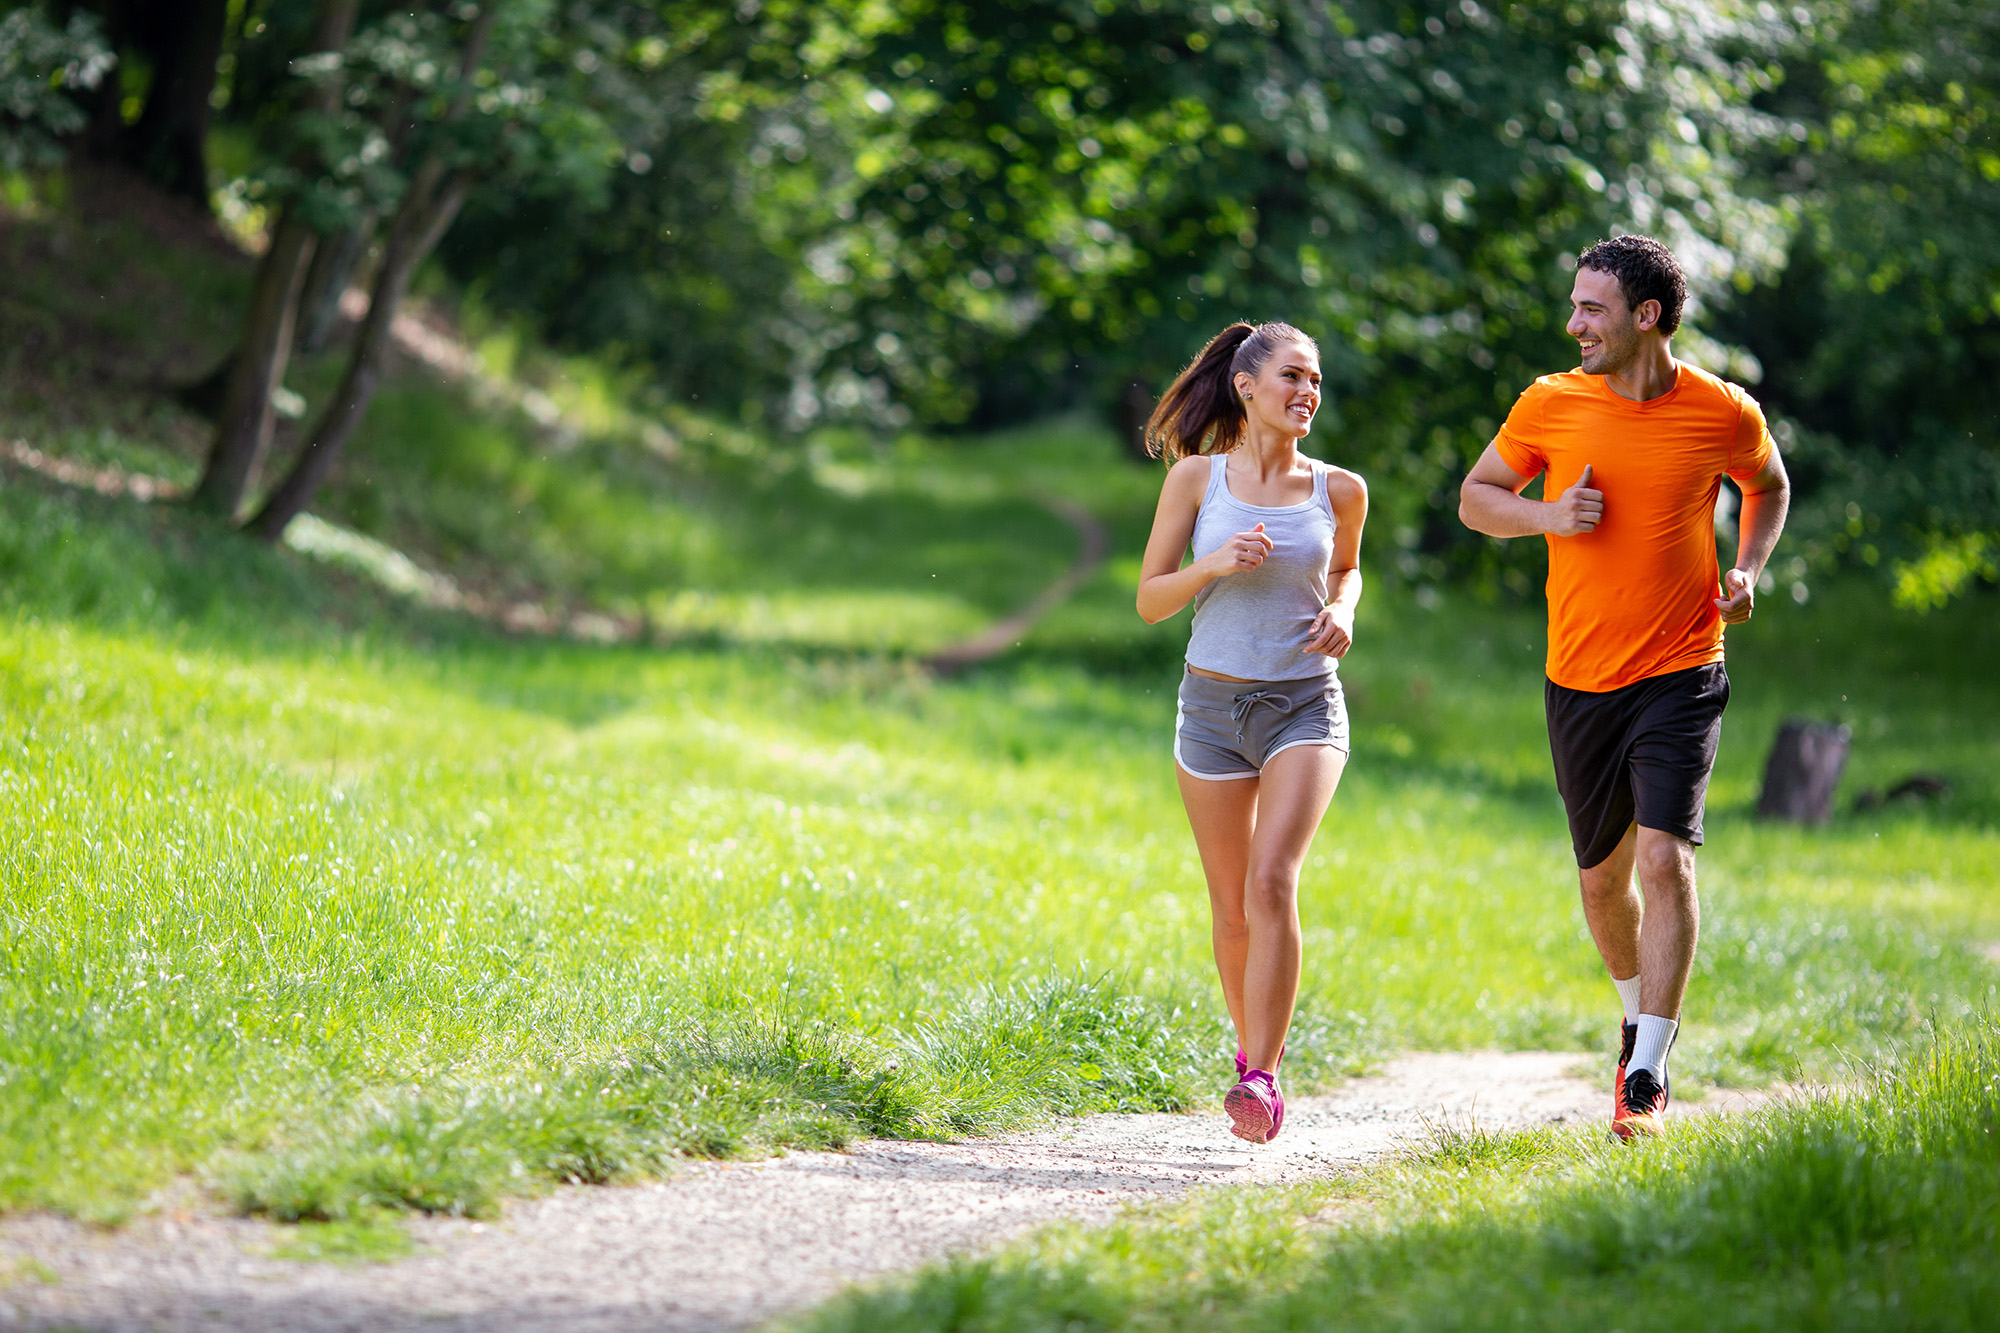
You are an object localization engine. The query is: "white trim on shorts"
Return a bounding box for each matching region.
[1174,693,1260,781]
[1175,736,1347,782]
[1265,735,1350,762]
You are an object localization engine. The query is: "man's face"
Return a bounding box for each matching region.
[1567,267,1647,375]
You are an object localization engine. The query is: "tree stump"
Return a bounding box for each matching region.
[1756,719,1852,824]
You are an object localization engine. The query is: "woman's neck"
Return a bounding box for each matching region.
[1233,427,1301,478]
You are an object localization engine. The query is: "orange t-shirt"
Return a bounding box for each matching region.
[1493,362,1774,693]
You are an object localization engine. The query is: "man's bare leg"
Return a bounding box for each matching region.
[1578,823,1699,1018]
[1579,823,1642,981]
[1584,822,1698,1139]
[1633,827,1699,1017]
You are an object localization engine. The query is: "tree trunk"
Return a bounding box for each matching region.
[249,172,469,541]
[120,0,230,201]
[1755,719,1852,824]
[296,215,377,355]
[189,216,316,517]
[247,5,495,541]
[188,0,361,519]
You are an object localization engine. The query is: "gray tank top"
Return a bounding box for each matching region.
[1186,453,1339,682]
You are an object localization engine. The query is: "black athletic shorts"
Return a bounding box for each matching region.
[1545,663,1730,870]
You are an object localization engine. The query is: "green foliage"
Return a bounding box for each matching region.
[1893,532,1997,612]
[1716,0,2000,602]
[0,4,113,171]
[215,0,628,233]
[13,0,1994,607]
[798,1021,2000,1332]
[828,0,1787,472]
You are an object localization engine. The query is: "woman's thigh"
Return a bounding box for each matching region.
[1246,744,1347,892]
[1177,766,1259,918]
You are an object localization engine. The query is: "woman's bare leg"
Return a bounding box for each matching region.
[1239,744,1346,1069]
[1177,744,1345,1069]
[1177,765,1260,1051]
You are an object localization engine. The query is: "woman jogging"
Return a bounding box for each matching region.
[1136,321,1367,1144]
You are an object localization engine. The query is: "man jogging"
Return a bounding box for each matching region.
[1458,235,1790,1138]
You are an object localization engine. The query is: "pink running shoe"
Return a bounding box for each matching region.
[1224,1069,1279,1143]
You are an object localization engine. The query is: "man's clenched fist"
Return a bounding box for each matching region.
[1547,463,1604,537]
[1715,567,1756,623]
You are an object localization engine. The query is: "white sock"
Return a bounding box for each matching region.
[1611,974,1642,1026]
[1628,1014,1678,1080]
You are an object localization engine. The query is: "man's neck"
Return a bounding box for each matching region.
[1603,343,1678,402]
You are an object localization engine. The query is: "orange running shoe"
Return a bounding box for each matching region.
[1613,1066,1669,1140]
[1613,1021,1637,1116]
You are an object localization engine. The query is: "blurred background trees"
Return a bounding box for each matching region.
[5,0,1994,603]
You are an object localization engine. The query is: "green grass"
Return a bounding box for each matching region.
[796,1019,2000,1332]
[2,166,1998,1255]
[266,1214,415,1265]
[1,449,1995,1228]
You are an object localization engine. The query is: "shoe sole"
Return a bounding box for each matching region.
[1611,1110,1665,1140]
[1224,1084,1274,1143]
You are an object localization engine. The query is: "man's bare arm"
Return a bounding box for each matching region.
[1715,445,1790,624]
[1458,443,1603,539]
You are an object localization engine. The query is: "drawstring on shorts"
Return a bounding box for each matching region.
[1230,689,1296,745]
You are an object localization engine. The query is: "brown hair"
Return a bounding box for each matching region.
[1144,320,1318,463]
[1577,235,1686,335]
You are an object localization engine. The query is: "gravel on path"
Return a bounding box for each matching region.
[0,1052,1771,1333]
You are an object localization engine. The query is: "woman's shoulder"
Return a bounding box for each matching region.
[1316,460,1368,504]
[1161,452,1215,495]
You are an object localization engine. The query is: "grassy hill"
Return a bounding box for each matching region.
[2,161,1996,1318]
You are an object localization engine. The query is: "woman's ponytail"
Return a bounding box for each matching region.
[1145,322,1253,463]
[1143,320,1316,463]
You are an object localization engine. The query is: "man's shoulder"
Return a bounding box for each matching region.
[1521,368,1593,401]
[1673,361,1758,413]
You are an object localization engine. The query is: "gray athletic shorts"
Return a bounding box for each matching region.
[1174,670,1350,781]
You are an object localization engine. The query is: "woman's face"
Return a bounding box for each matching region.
[1235,341,1322,440]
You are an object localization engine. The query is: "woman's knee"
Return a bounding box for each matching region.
[1244,864,1299,917]
[1212,905,1251,937]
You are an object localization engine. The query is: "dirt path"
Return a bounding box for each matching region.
[0,1052,1773,1333]
[925,495,1111,673]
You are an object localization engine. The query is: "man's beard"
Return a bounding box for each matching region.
[1580,321,1639,375]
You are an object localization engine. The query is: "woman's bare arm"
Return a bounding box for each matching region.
[1304,469,1368,657]
[1136,456,1275,624]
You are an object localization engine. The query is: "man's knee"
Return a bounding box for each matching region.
[1578,867,1628,907]
[1636,831,1697,894]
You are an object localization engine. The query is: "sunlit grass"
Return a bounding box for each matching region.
[266,1215,415,1265]
[2,191,1996,1228]
[798,1020,2000,1332]
[1,440,1996,1229]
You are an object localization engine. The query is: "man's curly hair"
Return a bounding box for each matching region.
[1577,235,1686,336]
